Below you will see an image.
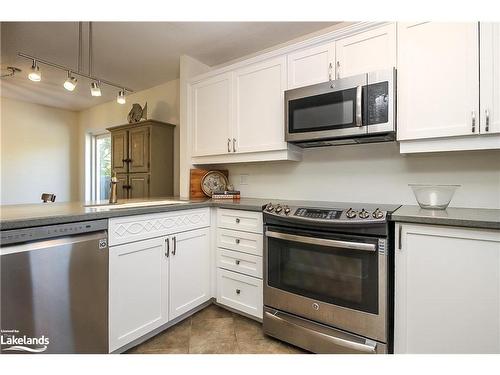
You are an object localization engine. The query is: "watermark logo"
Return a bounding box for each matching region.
[1,329,49,353]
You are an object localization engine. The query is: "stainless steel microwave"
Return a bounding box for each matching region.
[285,68,396,147]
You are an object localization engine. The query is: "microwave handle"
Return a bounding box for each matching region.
[355,85,363,127]
[265,230,376,252]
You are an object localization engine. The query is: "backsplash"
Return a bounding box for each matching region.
[224,142,500,209]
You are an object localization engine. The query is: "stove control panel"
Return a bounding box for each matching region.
[264,203,388,222]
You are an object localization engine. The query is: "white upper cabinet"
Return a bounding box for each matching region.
[169,228,211,320]
[480,23,500,134]
[335,23,396,78]
[287,42,335,89]
[191,72,232,156]
[233,56,288,153]
[397,22,480,141]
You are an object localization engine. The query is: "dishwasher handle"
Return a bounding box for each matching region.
[1,230,108,256]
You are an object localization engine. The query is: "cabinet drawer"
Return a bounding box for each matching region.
[217,268,263,319]
[217,228,263,256]
[108,208,210,246]
[217,208,263,234]
[217,248,263,278]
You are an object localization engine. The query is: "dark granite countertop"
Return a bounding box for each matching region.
[0,197,271,231]
[391,205,500,230]
[2,198,499,231]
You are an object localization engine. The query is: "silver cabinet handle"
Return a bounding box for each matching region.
[172,236,176,256]
[235,238,240,244]
[328,62,333,87]
[355,85,363,127]
[232,138,236,153]
[227,138,231,152]
[165,237,170,257]
[235,259,240,265]
[236,289,241,295]
[485,109,490,132]
[472,111,476,133]
[336,61,340,79]
[266,230,376,252]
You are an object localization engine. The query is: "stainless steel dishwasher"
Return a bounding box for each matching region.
[1,220,108,354]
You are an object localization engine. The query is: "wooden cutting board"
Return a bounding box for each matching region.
[190,168,229,198]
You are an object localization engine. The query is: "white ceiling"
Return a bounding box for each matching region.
[0,22,338,111]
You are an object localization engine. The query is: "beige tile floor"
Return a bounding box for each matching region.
[126,304,308,354]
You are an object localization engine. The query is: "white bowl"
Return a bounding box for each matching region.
[409,184,460,210]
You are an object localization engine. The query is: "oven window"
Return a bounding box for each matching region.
[288,87,358,133]
[267,236,378,314]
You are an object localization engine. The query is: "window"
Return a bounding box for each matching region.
[90,133,111,201]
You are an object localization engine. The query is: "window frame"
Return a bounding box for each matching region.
[89,132,111,202]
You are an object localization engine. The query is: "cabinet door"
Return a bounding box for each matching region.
[169,228,211,320]
[128,127,150,173]
[111,130,128,174]
[233,56,287,153]
[480,22,500,134]
[109,237,168,352]
[287,42,335,89]
[335,23,396,78]
[129,173,150,199]
[397,22,479,140]
[395,223,500,354]
[116,173,128,200]
[191,72,232,156]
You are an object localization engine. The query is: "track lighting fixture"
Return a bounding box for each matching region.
[90,81,102,97]
[63,71,78,91]
[28,60,41,82]
[117,90,126,104]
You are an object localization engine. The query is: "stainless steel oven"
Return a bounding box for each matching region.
[285,68,396,147]
[262,202,398,354]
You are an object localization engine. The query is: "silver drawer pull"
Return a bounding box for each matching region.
[235,259,241,265]
[485,109,490,132]
[235,218,240,224]
[235,238,240,244]
[472,110,476,133]
[236,289,241,295]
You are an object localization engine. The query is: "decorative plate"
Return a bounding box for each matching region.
[201,171,229,197]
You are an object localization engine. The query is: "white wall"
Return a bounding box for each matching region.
[223,142,500,209]
[77,79,179,199]
[0,96,79,204]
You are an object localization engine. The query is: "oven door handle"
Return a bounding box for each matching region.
[264,310,377,354]
[265,230,376,252]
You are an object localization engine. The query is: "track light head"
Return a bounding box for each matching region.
[28,60,41,82]
[63,71,78,91]
[117,90,126,104]
[90,81,101,97]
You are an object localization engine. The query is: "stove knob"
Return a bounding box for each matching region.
[275,205,283,214]
[346,208,357,219]
[359,209,370,219]
[284,206,291,215]
[265,203,274,212]
[372,208,384,219]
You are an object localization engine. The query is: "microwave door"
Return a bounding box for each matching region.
[366,68,396,135]
[285,73,368,142]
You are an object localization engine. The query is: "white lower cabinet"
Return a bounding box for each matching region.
[169,228,211,320]
[395,223,500,353]
[109,209,211,352]
[109,237,168,352]
[217,268,263,319]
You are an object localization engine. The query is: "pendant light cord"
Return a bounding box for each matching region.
[88,22,93,77]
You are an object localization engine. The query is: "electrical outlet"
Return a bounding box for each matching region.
[239,174,249,185]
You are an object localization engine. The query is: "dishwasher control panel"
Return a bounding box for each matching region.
[1,220,108,246]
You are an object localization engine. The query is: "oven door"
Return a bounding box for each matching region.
[264,226,387,342]
[285,73,368,142]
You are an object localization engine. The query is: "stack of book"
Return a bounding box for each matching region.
[212,190,241,200]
